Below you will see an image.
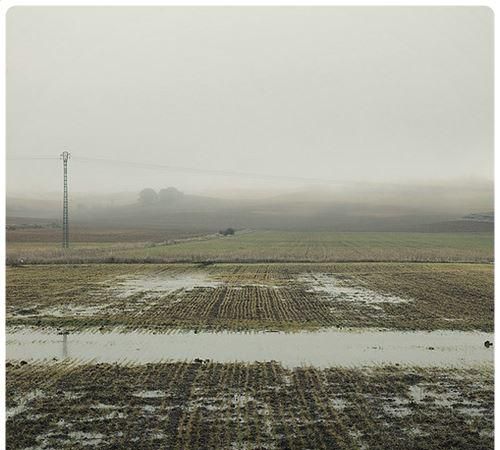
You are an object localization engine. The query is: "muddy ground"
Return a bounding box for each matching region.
[6,262,494,449]
[6,361,493,450]
[6,262,493,332]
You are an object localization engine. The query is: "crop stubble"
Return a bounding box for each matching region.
[6,361,493,450]
[6,263,493,332]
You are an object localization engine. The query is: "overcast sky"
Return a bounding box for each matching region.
[6,6,493,196]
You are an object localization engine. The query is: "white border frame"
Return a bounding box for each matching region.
[0,2,496,448]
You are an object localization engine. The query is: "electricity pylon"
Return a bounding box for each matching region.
[61,151,70,248]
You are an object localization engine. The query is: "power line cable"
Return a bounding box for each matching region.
[72,156,343,185]
[7,154,344,185]
[7,156,59,160]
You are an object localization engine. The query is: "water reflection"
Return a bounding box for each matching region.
[6,329,493,368]
[62,333,68,359]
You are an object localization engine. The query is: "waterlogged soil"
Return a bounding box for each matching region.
[6,329,494,367]
[6,362,493,450]
[112,272,222,297]
[6,263,494,449]
[299,273,411,304]
[6,263,494,332]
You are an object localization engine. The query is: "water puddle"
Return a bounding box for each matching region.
[6,329,493,368]
[112,273,222,297]
[67,432,104,446]
[41,305,110,318]
[7,389,45,419]
[376,383,490,419]
[408,384,485,413]
[330,398,348,410]
[299,273,410,305]
[133,390,166,399]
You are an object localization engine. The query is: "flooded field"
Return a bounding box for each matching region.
[6,262,494,332]
[6,361,493,450]
[6,261,494,449]
[6,329,494,367]
[112,271,222,297]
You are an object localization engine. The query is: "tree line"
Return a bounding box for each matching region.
[139,187,185,204]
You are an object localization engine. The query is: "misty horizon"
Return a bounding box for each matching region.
[6,6,493,198]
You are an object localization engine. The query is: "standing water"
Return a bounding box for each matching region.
[6,329,493,368]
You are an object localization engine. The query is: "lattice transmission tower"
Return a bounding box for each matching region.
[61,151,70,248]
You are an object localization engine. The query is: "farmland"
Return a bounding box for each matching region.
[5,4,495,448]
[6,230,494,264]
[6,232,494,449]
[6,262,493,332]
[6,361,493,450]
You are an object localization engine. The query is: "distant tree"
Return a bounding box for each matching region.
[138,188,158,205]
[219,227,235,236]
[159,187,184,203]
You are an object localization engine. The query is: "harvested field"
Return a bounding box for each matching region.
[111,231,495,263]
[6,224,205,243]
[6,231,494,263]
[6,262,493,332]
[6,232,225,264]
[6,361,493,450]
[6,241,145,265]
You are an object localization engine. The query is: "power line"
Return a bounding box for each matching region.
[8,154,344,185]
[7,156,59,160]
[72,156,343,185]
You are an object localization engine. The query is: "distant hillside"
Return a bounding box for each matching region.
[416,220,493,233]
[462,212,494,222]
[6,197,60,219]
[415,212,494,233]
[6,190,494,234]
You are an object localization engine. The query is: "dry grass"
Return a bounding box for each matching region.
[6,361,493,450]
[6,225,203,242]
[7,231,493,264]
